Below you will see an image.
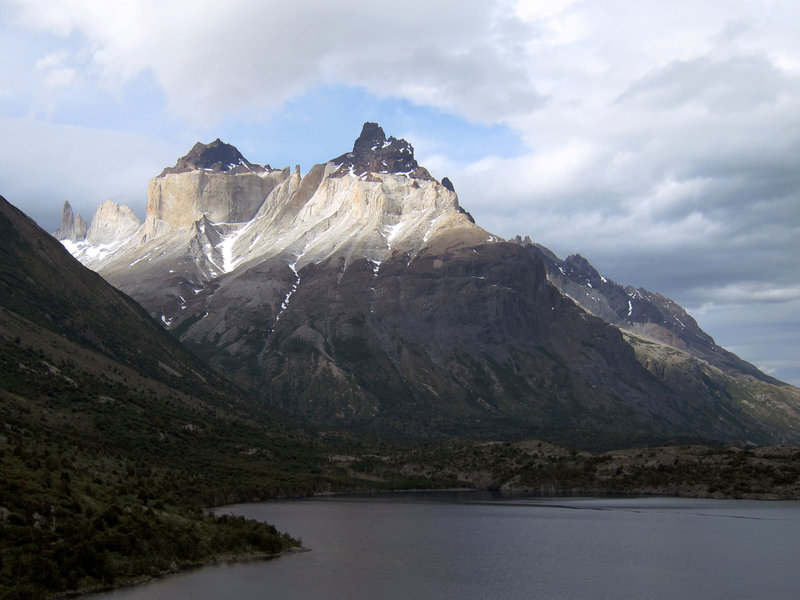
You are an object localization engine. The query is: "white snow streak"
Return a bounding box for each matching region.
[219,222,252,273]
[274,247,307,324]
[129,253,150,266]
[369,258,381,276]
[62,238,128,265]
[383,222,404,247]
[423,216,443,243]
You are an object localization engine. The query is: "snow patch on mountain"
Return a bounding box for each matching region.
[218,220,254,273]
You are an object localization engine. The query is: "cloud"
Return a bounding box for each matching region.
[618,55,790,113]
[8,0,545,124]
[35,51,78,90]
[0,117,182,231]
[436,1,800,305]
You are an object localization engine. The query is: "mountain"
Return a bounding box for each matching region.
[508,236,777,381]
[55,123,800,446]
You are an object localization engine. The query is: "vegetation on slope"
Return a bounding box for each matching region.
[4,316,800,599]
[0,194,334,598]
[327,439,800,500]
[0,324,318,599]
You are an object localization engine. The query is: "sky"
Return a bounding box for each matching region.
[1,0,798,386]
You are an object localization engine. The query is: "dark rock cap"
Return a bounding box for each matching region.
[330,122,433,181]
[160,139,271,176]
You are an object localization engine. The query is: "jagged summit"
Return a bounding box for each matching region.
[85,200,141,245]
[53,200,88,242]
[160,138,271,176]
[62,123,483,280]
[330,122,433,181]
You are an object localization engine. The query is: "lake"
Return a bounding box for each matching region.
[92,492,800,599]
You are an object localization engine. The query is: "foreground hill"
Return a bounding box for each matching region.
[0,194,331,597]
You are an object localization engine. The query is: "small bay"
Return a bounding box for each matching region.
[93,493,800,600]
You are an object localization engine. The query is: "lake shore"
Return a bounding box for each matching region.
[56,547,310,599]
[46,441,800,598]
[80,494,800,600]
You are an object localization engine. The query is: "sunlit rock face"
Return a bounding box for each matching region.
[86,200,141,245]
[53,123,800,446]
[144,139,288,239]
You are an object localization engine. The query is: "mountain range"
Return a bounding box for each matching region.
[54,123,800,447]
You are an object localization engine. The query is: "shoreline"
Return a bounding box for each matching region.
[310,484,800,502]
[60,485,798,599]
[58,547,309,599]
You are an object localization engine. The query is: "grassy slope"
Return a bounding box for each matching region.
[623,331,800,441]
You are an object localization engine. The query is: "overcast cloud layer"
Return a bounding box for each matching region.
[1,0,798,386]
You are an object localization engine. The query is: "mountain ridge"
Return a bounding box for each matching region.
[508,235,779,384]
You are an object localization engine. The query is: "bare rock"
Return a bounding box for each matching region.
[53,201,88,242]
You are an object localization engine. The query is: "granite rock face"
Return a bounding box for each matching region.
[86,200,142,245]
[145,167,289,238]
[145,140,288,239]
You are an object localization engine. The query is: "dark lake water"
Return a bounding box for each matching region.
[93,493,800,599]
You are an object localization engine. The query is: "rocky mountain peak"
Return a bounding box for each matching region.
[564,254,599,278]
[159,138,270,176]
[86,200,142,245]
[53,200,88,242]
[330,122,434,181]
[352,122,387,155]
[509,234,533,247]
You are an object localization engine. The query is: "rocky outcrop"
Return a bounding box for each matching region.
[85,200,142,245]
[145,161,289,238]
[53,201,87,242]
[160,138,271,176]
[330,122,434,181]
